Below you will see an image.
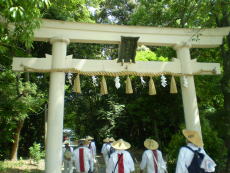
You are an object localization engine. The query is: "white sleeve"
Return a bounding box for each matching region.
[127,152,135,172]
[200,150,216,172]
[140,151,147,170]
[101,144,105,153]
[92,142,96,156]
[158,151,167,172]
[107,155,114,173]
[175,147,188,173]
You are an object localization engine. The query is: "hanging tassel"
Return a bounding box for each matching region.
[126,76,133,94]
[149,77,156,95]
[170,76,178,94]
[100,76,108,95]
[73,74,81,93]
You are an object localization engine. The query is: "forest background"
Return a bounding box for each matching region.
[0,0,229,172]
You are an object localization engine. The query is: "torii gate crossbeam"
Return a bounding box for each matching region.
[12,19,230,173]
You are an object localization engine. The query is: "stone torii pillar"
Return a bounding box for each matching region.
[46,37,69,173]
[174,42,202,136]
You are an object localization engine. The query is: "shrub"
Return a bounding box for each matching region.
[29,143,45,164]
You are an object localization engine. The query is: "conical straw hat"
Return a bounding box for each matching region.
[86,136,94,140]
[182,129,204,147]
[112,139,131,150]
[144,139,159,150]
[103,137,110,143]
[78,138,90,146]
[109,137,115,142]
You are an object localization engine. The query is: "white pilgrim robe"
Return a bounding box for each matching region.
[62,146,74,173]
[140,149,167,173]
[73,146,93,173]
[107,150,135,173]
[175,143,216,173]
[102,143,112,165]
[101,143,107,154]
[89,141,97,159]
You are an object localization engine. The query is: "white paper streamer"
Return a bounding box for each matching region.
[114,76,121,89]
[67,73,72,84]
[92,76,98,86]
[182,76,189,88]
[161,75,167,87]
[140,76,146,87]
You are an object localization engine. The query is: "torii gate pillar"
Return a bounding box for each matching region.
[175,43,202,136]
[45,37,69,173]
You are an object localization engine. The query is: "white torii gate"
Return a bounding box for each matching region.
[12,19,230,173]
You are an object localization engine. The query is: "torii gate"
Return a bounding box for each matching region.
[12,19,230,173]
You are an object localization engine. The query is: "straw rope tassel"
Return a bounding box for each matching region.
[170,76,178,94]
[149,77,156,95]
[73,74,81,93]
[100,76,108,95]
[126,76,133,94]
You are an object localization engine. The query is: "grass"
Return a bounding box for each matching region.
[0,159,44,173]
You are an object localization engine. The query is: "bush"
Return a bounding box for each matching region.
[29,143,45,164]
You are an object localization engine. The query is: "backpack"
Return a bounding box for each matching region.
[184,146,206,173]
[64,149,72,161]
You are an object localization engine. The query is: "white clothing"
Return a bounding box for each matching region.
[89,141,97,159]
[140,149,167,173]
[63,146,74,160]
[62,146,74,173]
[175,143,216,173]
[107,150,135,173]
[63,159,73,173]
[102,143,112,166]
[73,146,94,173]
[101,143,107,154]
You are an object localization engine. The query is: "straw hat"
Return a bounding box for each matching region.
[109,137,115,142]
[112,139,131,150]
[103,137,110,143]
[78,138,90,146]
[182,129,204,147]
[144,139,159,150]
[86,136,94,141]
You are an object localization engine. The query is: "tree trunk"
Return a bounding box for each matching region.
[10,120,24,161]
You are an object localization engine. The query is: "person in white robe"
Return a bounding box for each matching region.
[86,136,96,172]
[175,129,216,173]
[140,139,167,173]
[72,139,94,173]
[102,137,115,165]
[107,139,135,173]
[62,141,74,173]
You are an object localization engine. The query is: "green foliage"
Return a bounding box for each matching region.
[136,46,168,61]
[95,0,136,24]
[0,70,45,159]
[0,0,49,56]
[44,0,103,22]
[29,143,45,164]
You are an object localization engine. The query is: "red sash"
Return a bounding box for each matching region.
[118,154,124,173]
[152,150,158,173]
[79,148,85,172]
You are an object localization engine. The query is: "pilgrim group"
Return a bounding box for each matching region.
[62,129,216,173]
